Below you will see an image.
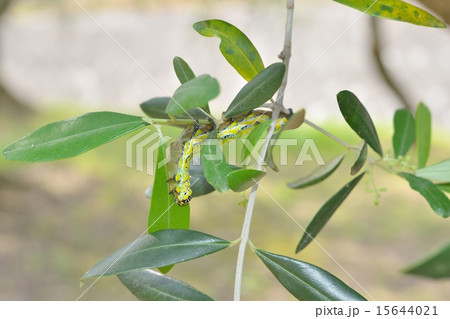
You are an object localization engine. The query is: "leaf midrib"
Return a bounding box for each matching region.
[227,73,271,115]
[6,120,144,153]
[260,253,330,300]
[121,241,230,260]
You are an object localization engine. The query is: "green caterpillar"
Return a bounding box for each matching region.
[167,124,211,205]
[168,110,290,206]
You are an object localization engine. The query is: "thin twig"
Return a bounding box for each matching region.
[370,17,412,111]
[304,118,354,150]
[276,0,294,106]
[233,0,295,301]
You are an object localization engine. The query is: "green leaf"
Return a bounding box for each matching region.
[173,56,195,84]
[223,63,285,119]
[392,109,415,158]
[173,57,211,114]
[2,112,146,162]
[351,142,368,175]
[264,109,305,172]
[81,229,231,280]
[140,97,172,119]
[241,119,271,164]
[157,265,174,274]
[288,153,346,189]
[296,173,365,252]
[403,242,450,279]
[190,164,241,196]
[227,169,266,192]
[189,164,216,197]
[254,248,366,301]
[264,136,279,172]
[416,159,450,182]
[416,102,431,168]
[118,269,213,301]
[436,183,450,193]
[201,130,233,192]
[284,108,305,131]
[337,90,383,156]
[148,142,189,234]
[333,0,446,28]
[398,173,450,218]
[166,75,219,116]
[193,19,264,81]
[140,97,210,122]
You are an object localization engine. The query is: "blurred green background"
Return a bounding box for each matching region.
[1,0,449,300]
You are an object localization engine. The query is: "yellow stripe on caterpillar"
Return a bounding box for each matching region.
[168,123,212,206]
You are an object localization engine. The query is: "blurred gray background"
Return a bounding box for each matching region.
[0,0,449,301]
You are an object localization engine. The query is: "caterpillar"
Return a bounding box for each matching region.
[167,123,211,205]
[217,111,288,141]
[168,110,291,206]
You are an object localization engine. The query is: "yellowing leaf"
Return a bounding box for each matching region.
[334,0,446,28]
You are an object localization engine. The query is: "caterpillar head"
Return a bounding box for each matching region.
[175,188,192,206]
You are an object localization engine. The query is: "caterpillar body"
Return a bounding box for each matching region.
[167,123,211,205]
[168,110,291,206]
[217,111,286,141]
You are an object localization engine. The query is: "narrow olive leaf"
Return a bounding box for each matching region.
[284,109,305,131]
[392,109,415,158]
[333,0,446,28]
[265,136,279,172]
[416,159,450,182]
[403,242,450,279]
[157,264,174,275]
[166,75,219,115]
[254,249,366,301]
[351,142,368,175]
[81,229,231,280]
[398,173,450,218]
[223,63,285,119]
[296,173,365,253]
[150,141,187,273]
[2,112,146,162]
[193,19,264,81]
[173,57,211,114]
[173,56,195,84]
[288,153,346,189]
[190,163,241,197]
[227,169,266,192]
[241,120,271,164]
[140,97,210,122]
[118,269,213,301]
[148,142,189,234]
[201,130,233,192]
[189,165,215,197]
[141,97,172,119]
[189,164,215,197]
[436,183,450,193]
[264,109,305,172]
[416,102,431,168]
[337,90,383,157]
[263,131,282,173]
